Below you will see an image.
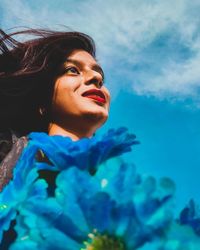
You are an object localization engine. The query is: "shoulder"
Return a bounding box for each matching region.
[0,131,28,191]
[0,130,13,163]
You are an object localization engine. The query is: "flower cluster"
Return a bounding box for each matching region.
[0,128,199,250]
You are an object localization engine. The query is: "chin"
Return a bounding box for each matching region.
[82,108,108,125]
[80,98,109,118]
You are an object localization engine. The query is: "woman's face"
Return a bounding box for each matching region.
[51,49,110,132]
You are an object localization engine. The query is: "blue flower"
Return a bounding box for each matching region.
[0,144,47,242]
[159,222,200,250]
[179,199,200,236]
[9,162,175,250]
[28,127,139,172]
[0,128,139,249]
[1,128,200,250]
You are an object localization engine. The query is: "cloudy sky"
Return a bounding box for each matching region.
[1,0,200,211]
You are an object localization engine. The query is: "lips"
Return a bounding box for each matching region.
[82,89,106,104]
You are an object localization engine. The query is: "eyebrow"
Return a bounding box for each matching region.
[65,59,105,81]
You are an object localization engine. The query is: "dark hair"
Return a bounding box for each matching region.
[0,28,96,135]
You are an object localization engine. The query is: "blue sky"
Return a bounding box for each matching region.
[1,0,200,211]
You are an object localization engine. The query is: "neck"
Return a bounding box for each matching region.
[48,123,95,141]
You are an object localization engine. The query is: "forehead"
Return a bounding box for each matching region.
[67,49,97,64]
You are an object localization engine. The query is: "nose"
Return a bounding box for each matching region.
[85,70,103,88]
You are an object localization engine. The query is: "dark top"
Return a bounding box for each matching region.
[0,130,27,191]
[0,130,55,192]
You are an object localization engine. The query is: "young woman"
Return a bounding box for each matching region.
[0,28,110,190]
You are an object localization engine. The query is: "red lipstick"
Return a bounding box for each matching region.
[82,89,106,104]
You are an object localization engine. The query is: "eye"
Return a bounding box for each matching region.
[65,66,79,74]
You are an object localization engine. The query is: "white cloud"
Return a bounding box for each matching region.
[1,0,200,104]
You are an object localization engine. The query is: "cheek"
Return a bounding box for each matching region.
[51,77,85,118]
[51,79,72,112]
[54,75,82,92]
[53,77,78,102]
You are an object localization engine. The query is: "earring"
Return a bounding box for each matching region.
[39,107,46,116]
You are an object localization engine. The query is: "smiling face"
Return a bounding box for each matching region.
[49,49,110,138]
